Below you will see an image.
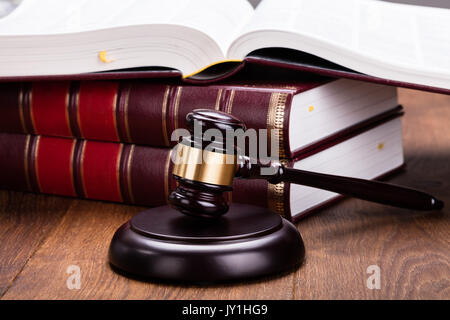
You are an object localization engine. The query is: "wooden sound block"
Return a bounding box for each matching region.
[108,204,305,283]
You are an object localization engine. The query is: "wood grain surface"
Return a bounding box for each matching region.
[0,88,449,299]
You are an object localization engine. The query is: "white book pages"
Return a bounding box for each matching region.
[229,0,450,89]
[289,79,398,152]
[289,117,404,217]
[0,0,253,76]
[0,0,448,89]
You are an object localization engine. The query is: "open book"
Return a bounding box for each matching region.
[0,0,449,90]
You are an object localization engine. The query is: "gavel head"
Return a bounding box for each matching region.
[168,109,246,218]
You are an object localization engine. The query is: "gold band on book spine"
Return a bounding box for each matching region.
[268,182,285,217]
[173,87,183,131]
[33,136,42,192]
[115,144,124,202]
[164,148,173,202]
[266,92,288,158]
[23,134,32,191]
[226,90,235,114]
[112,89,120,142]
[18,85,27,133]
[28,89,36,134]
[126,144,136,204]
[122,84,132,143]
[75,86,82,138]
[267,159,288,217]
[161,86,170,147]
[68,139,76,196]
[79,140,87,197]
[64,85,73,136]
[215,89,223,111]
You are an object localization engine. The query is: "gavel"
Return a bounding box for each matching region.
[169,109,443,218]
[109,108,444,282]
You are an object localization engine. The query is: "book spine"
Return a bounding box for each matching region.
[0,81,294,158]
[0,133,289,218]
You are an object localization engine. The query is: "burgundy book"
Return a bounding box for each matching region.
[0,0,448,94]
[0,76,400,159]
[0,111,404,222]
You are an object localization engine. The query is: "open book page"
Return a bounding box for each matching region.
[229,0,450,89]
[0,0,253,76]
[172,0,254,55]
[0,0,253,53]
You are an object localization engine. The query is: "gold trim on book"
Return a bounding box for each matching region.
[226,90,235,114]
[172,144,236,187]
[75,86,82,138]
[122,84,132,143]
[28,88,36,134]
[18,85,27,133]
[215,89,223,111]
[79,140,87,197]
[126,144,135,204]
[68,139,76,196]
[111,89,120,142]
[164,148,173,202]
[161,86,170,147]
[33,136,42,192]
[266,92,288,158]
[267,182,285,217]
[23,135,32,191]
[173,87,183,131]
[115,144,124,202]
[64,85,73,136]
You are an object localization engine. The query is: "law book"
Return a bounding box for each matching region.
[0,77,399,158]
[0,0,448,94]
[0,112,404,221]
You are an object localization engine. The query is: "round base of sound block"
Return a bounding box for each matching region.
[108,204,305,283]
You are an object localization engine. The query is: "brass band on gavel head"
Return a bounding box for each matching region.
[172,143,237,187]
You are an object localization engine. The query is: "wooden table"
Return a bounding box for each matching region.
[0,88,448,300]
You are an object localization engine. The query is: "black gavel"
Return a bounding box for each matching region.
[169,109,443,218]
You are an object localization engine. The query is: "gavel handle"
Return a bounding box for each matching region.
[275,167,443,211]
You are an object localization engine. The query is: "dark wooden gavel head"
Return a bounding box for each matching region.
[168,109,246,218]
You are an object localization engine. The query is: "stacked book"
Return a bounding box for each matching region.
[0,0,448,221]
[0,74,404,221]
